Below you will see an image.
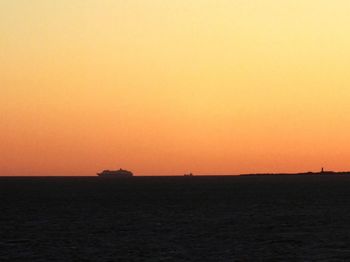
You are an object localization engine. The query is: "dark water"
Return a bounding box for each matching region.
[1,175,350,261]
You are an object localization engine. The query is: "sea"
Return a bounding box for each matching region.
[1,175,350,261]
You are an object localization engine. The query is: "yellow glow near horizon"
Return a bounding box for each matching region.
[2,1,350,175]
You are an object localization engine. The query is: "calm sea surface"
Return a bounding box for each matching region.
[1,175,350,261]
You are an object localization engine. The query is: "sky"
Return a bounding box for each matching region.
[1,0,350,176]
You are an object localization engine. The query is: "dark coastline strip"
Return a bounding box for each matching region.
[240,171,350,176]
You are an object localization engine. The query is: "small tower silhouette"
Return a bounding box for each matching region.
[321,167,324,173]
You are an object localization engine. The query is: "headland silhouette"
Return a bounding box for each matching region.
[240,167,350,176]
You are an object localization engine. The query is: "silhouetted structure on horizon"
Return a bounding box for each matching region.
[97,168,133,177]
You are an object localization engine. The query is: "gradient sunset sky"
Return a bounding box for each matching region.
[2,1,350,176]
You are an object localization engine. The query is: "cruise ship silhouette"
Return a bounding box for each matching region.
[97,168,133,177]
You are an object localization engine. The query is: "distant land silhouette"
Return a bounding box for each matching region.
[241,168,350,176]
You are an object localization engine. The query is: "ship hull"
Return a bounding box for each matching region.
[97,173,133,177]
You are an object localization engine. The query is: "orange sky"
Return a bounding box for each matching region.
[2,1,350,176]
